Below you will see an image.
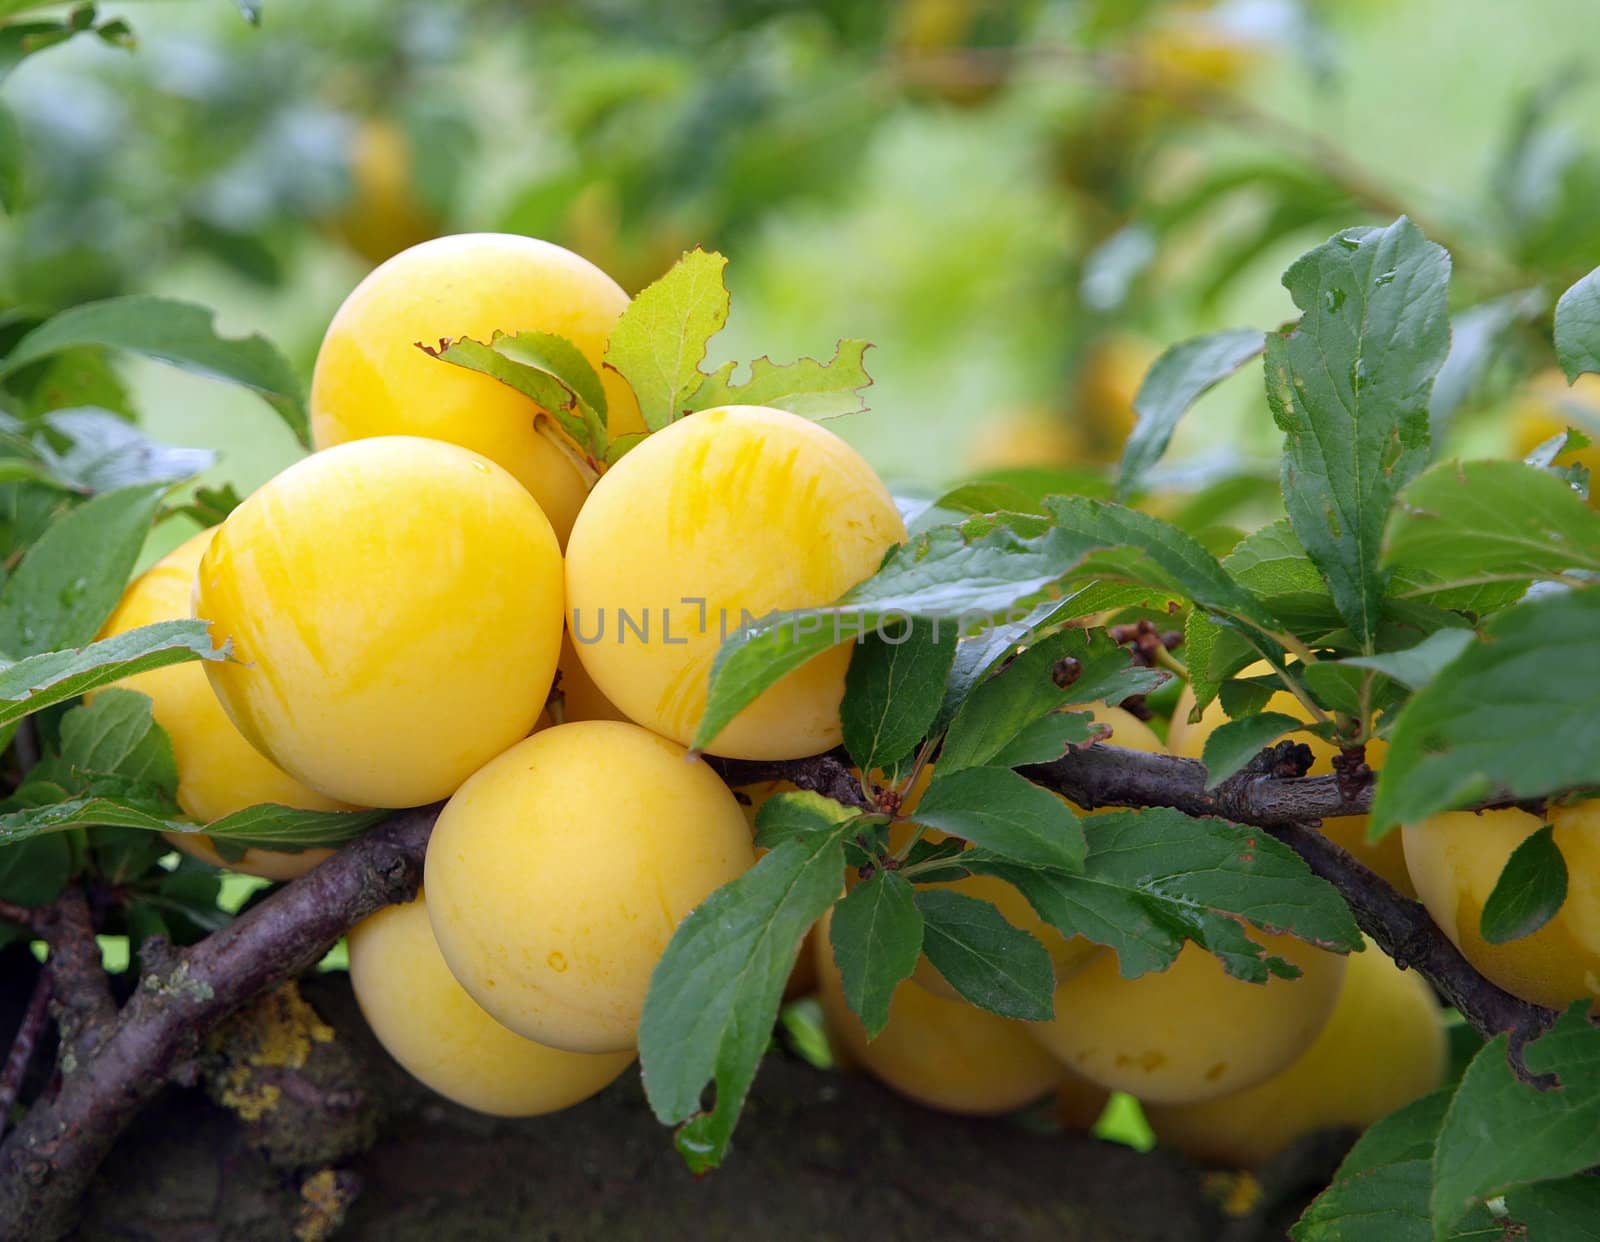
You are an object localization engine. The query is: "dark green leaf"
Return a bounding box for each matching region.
[987,710,1099,768]
[1117,328,1264,499]
[685,340,874,420]
[694,521,1096,752]
[1433,1007,1600,1237]
[640,825,851,1173]
[603,248,729,431]
[829,870,921,1036]
[423,331,607,457]
[1199,711,1304,789]
[0,483,164,658]
[940,627,1164,773]
[0,297,307,444]
[1479,824,1567,945]
[1555,266,1600,382]
[200,804,388,856]
[912,766,1084,872]
[37,409,213,493]
[931,598,1066,737]
[841,618,958,773]
[973,808,1362,981]
[1372,590,1600,830]
[0,619,224,730]
[1384,459,1600,589]
[0,97,20,214]
[1266,219,1451,650]
[1503,1178,1600,1239]
[913,889,1054,1020]
[0,835,69,906]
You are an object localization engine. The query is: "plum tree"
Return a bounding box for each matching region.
[1030,927,1347,1104]
[907,704,1163,1001]
[195,437,564,808]
[1403,802,1600,1010]
[348,892,634,1116]
[99,528,352,881]
[1143,939,1446,1166]
[815,911,1066,1115]
[309,232,644,544]
[564,405,908,759]
[424,720,756,1054]
[1167,672,1413,895]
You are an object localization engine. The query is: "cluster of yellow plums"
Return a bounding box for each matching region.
[97,229,1595,1170]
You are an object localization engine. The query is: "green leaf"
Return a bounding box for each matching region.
[0,795,178,843]
[840,619,958,774]
[1199,711,1305,789]
[0,483,164,658]
[1291,1090,1500,1242]
[1266,219,1451,650]
[1479,823,1566,945]
[940,626,1165,773]
[972,808,1362,981]
[931,598,1067,738]
[1372,589,1600,830]
[752,790,857,853]
[423,331,608,458]
[0,619,225,730]
[1336,629,1474,692]
[1220,519,1342,635]
[1384,459,1600,589]
[1433,1007,1600,1238]
[603,248,729,431]
[1046,497,1280,633]
[1117,328,1264,500]
[912,766,1084,873]
[1555,266,1600,382]
[199,804,388,857]
[0,297,308,444]
[828,870,921,1037]
[693,521,1096,752]
[986,710,1099,768]
[913,889,1054,1020]
[685,341,874,420]
[0,835,69,906]
[37,409,213,493]
[57,689,177,793]
[639,825,851,1173]
[1503,1178,1600,1238]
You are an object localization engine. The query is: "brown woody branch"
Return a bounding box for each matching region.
[0,743,1561,1241]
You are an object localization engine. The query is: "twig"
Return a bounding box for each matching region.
[30,888,115,1069]
[0,805,438,1242]
[0,971,51,1144]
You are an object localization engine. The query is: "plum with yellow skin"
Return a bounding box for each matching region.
[196,437,564,809]
[1029,926,1348,1104]
[1167,672,1413,896]
[425,721,756,1054]
[1143,938,1445,1166]
[1075,334,1158,459]
[327,118,437,267]
[310,233,644,545]
[1403,802,1600,1011]
[99,528,353,881]
[814,910,1066,1115]
[564,405,908,759]
[552,631,628,724]
[348,892,633,1116]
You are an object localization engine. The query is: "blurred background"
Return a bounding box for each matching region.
[2,0,1595,518]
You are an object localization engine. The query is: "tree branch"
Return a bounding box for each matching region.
[0,805,438,1242]
[0,970,50,1144]
[30,887,115,1070]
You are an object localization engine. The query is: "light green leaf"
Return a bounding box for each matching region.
[685,340,874,420]
[1117,328,1264,500]
[1266,219,1451,650]
[424,331,607,457]
[752,790,857,853]
[1555,266,1600,382]
[1384,459,1600,589]
[1337,629,1475,691]
[57,689,177,793]
[603,249,729,431]
[200,804,389,858]
[0,297,307,444]
[0,97,21,215]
